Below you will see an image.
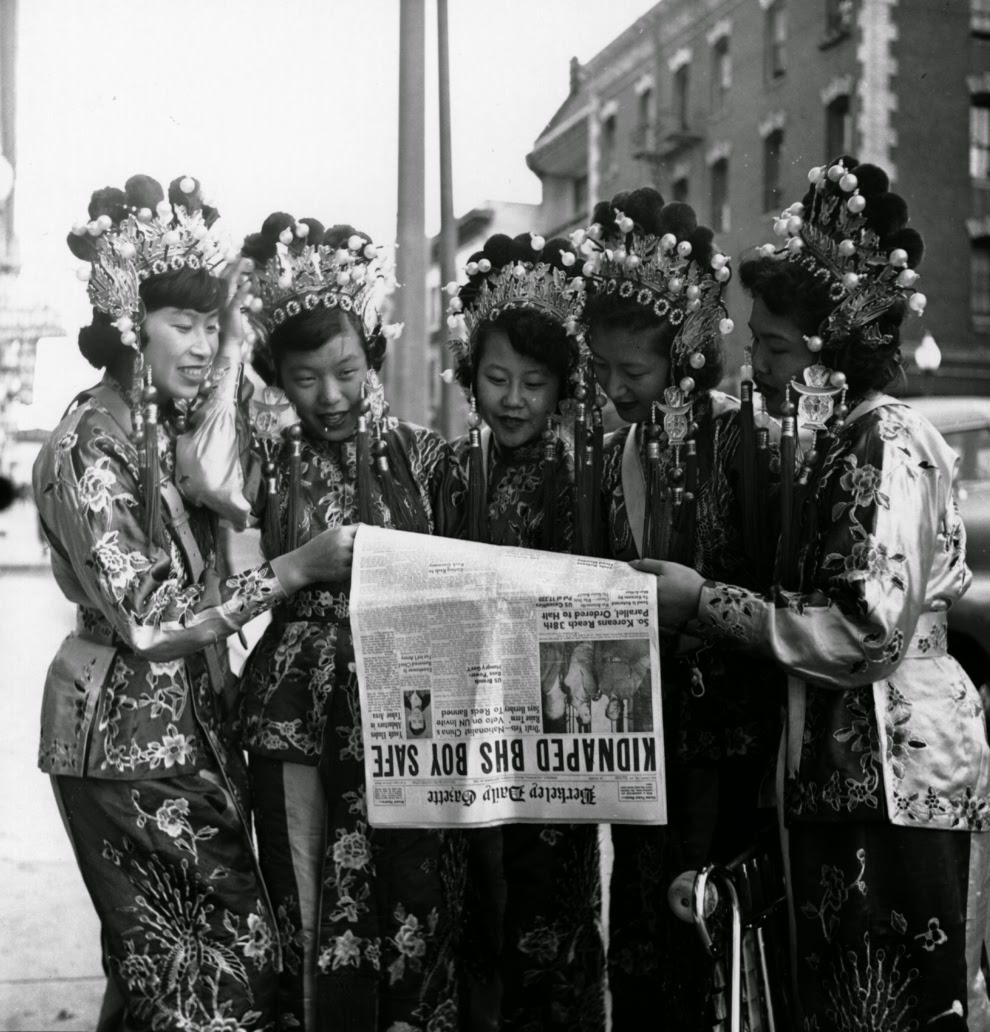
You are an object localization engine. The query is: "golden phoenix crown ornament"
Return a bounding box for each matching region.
[69,176,229,348]
[575,209,734,371]
[760,158,927,350]
[244,225,402,345]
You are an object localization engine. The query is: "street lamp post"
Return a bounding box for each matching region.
[914,331,941,396]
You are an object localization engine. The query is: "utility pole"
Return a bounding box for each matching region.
[437,0,461,439]
[392,0,428,424]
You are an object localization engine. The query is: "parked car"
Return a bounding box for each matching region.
[908,396,990,696]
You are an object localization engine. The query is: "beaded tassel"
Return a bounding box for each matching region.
[141,370,163,547]
[779,388,797,590]
[466,397,489,543]
[572,382,590,554]
[643,411,665,561]
[755,426,771,586]
[589,391,605,556]
[680,437,698,547]
[263,459,283,557]
[373,412,429,534]
[356,389,375,525]
[739,366,759,562]
[540,418,558,552]
[285,424,303,552]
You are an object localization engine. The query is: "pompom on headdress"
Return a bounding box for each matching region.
[444,231,585,391]
[67,174,228,348]
[576,187,734,398]
[241,215,402,356]
[756,154,926,356]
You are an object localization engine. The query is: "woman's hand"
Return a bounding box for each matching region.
[630,559,705,633]
[272,525,358,594]
[217,256,255,355]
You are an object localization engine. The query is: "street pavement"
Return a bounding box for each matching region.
[0,499,104,1031]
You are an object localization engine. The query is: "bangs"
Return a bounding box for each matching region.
[140,265,226,315]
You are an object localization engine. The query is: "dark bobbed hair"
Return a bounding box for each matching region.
[77,265,226,371]
[582,186,725,394]
[465,307,575,397]
[267,305,383,376]
[739,255,906,397]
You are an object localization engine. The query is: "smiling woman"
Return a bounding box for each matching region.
[31,174,364,1031]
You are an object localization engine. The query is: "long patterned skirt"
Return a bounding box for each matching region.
[314,669,464,1031]
[52,771,279,1031]
[788,822,990,1031]
[463,823,605,1032]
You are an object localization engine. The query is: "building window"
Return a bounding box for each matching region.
[601,113,617,177]
[573,175,588,217]
[766,0,787,81]
[710,158,730,232]
[974,0,990,37]
[825,0,853,37]
[672,176,689,203]
[636,86,655,151]
[763,129,784,211]
[673,64,690,130]
[973,237,990,318]
[972,95,990,179]
[712,36,731,111]
[825,94,851,159]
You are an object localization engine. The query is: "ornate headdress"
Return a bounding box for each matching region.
[444,231,585,392]
[241,214,402,350]
[67,175,228,347]
[577,189,734,397]
[756,155,926,354]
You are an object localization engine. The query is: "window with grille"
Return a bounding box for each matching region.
[711,158,730,232]
[971,95,990,179]
[825,94,851,160]
[973,237,990,318]
[763,129,784,211]
[712,36,731,111]
[766,0,787,80]
[673,64,690,130]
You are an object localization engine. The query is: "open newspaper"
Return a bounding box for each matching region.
[350,526,666,828]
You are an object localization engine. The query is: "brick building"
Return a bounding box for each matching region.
[526,0,990,394]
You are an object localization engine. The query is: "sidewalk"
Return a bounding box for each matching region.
[0,564,103,1031]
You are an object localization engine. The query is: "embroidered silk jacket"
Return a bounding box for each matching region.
[239,420,460,764]
[34,378,287,780]
[450,430,575,550]
[697,398,990,831]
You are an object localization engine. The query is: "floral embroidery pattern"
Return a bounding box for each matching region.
[800,848,867,943]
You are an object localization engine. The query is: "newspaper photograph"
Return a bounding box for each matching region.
[349,526,666,828]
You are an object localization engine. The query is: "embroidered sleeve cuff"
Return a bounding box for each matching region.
[697,580,768,648]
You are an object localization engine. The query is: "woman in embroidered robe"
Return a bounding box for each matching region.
[236,218,463,1032]
[34,176,356,1031]
[579,188,783,1031]
[446,232,606,1032]
[649,157,990,1030]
